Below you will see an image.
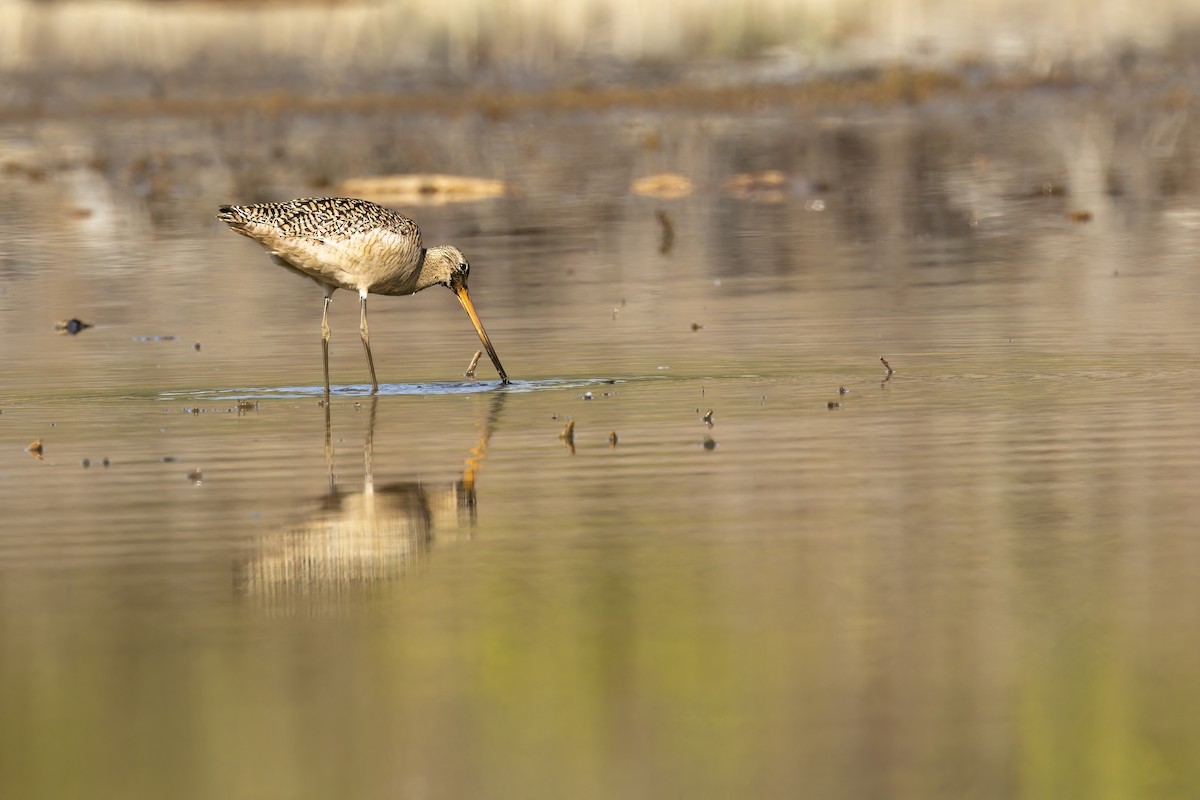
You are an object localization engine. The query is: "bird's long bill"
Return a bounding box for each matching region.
[455,285,510,385]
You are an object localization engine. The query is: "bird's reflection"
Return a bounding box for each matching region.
[235,393,504,610]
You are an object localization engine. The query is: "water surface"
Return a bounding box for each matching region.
[3,101,1200,798]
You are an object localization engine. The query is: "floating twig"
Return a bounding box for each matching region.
[560,419,576,454]
[608,431,619,447]
[702,409,715,427]
[656,209,675,254]
[880,356,894,376]
[465,350,483,378]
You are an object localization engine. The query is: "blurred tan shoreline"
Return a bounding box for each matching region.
[2,61,1195,125]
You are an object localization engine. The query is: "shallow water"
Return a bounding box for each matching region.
[4,101,1200,798]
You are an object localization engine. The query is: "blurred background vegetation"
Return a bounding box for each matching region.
[3,0,1199,109]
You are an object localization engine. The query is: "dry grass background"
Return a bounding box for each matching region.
[1,0,1197,81]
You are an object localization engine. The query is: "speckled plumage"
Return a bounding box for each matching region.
[221,197,417,238]
[217,196,509,391]
[217,197,440,296]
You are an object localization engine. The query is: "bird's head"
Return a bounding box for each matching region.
[425,245,470,291]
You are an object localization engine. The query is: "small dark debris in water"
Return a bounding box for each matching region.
[880,356,894,375]
[551,413,559,420]
[656,209,675,254]
[702,409,715,427]
[702,435,717,450]
[27,438,44,460]
[186,407,201,415]
[827,401,842,410]
[608,431,619,447]
[317,399,326,408]
[1067,210,1093,223]
[604,379,617,384]
[193,342,202,351]
[162,456,177,463]
[235,400,257,414]
[1112,270,1119,277]
[465,350,483,378]
[50,422,56,427]
[838,386,848,395]
[54,318,93,335]
[691,322,704,332]
[187,468,203,484]
[82,458,90,467]
[102,457,111,467]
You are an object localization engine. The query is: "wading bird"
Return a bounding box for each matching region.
[217,197,509,394]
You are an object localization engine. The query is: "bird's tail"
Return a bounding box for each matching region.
[217,204,254,235]
[217,204,244,224]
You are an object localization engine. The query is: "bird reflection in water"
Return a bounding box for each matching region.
[235,393,504,610]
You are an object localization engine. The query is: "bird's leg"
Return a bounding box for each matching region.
[321,293,333,397]
[359,290,379,394]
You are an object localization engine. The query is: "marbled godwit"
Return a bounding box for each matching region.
[217,197,509,393]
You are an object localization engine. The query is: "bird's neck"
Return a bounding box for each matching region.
[413,247,437,291]
[369,247,429,297]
